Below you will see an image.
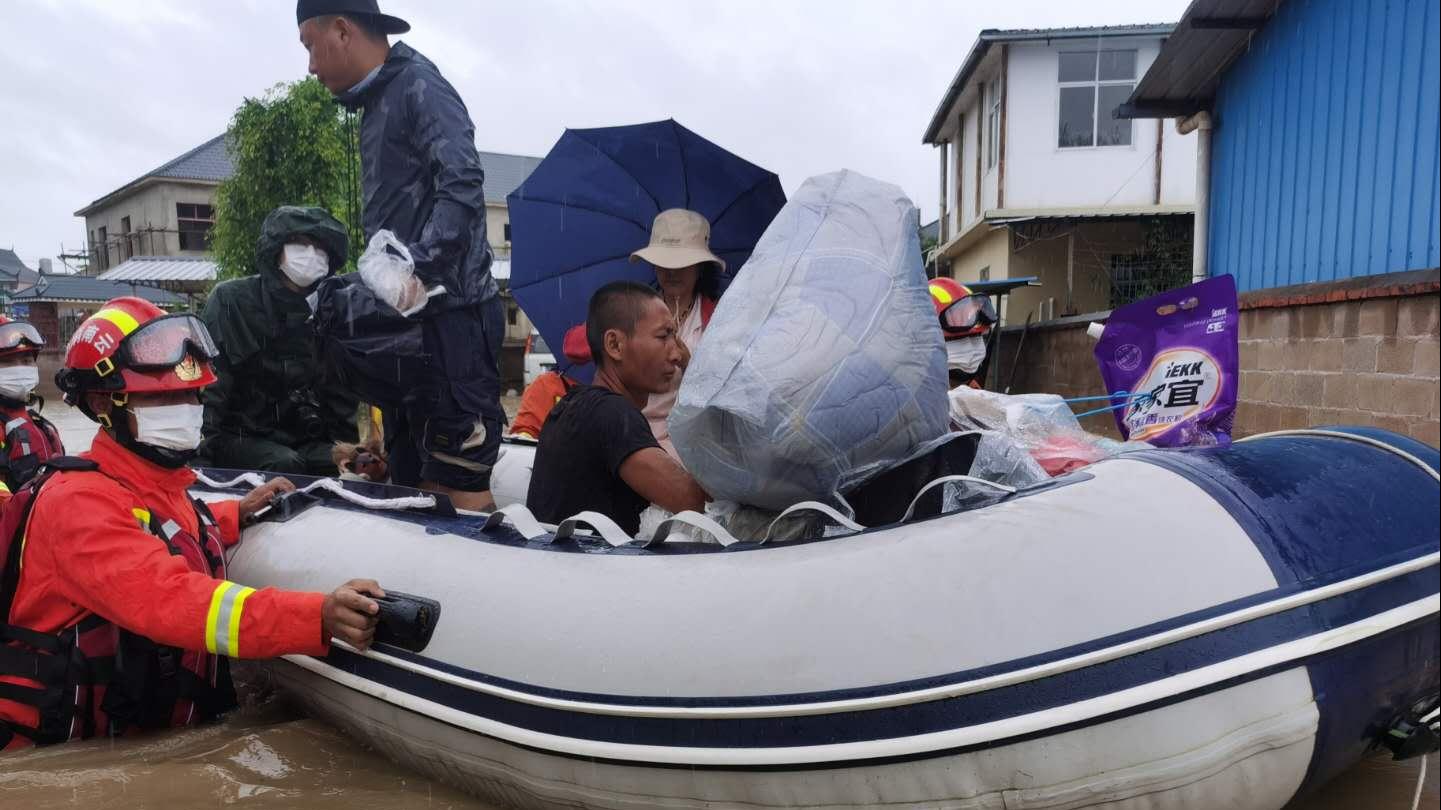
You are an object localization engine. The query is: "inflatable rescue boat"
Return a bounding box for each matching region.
[203,427,1440,810]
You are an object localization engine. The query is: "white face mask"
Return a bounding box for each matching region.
[0,365,39,401]
[945,335,988,374]
[132,403,204,452]
[280,243,330,288]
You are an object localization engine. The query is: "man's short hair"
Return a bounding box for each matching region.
[587,281,662,369]
[316,13,388,42]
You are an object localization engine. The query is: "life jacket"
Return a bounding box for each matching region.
[0,405,64,492]
[0,458,237,749]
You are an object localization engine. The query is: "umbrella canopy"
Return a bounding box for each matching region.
[507,119,785,382]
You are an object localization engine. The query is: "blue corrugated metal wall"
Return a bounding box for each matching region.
[1209,0,1440,292]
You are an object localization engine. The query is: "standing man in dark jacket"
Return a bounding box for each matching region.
[200,206,359,475]
[298,1,505,510]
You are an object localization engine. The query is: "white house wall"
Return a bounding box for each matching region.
[958,98,981,234]
[1002,38,1196,210]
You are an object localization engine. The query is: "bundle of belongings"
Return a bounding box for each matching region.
[668,170,963,539]
[948,386,1149,487]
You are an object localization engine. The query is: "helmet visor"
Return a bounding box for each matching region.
[117,314,219,370]
[0,321,44,352]
[939,293,998,331]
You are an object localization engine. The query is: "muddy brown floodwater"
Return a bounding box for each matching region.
[1,695,1436,810]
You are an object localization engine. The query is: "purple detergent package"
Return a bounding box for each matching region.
[1094,274,1239,447]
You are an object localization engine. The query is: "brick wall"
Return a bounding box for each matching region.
[995,269,1441,446]
[1237,270,1439,446]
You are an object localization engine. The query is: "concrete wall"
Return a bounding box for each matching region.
[995,270,1441,446]
[949,227,1009,288]
[84,180,219,268]
[1003,37,1196,211]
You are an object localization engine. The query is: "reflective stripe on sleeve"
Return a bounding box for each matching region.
[205,580,257,657]
[132,507,151,530]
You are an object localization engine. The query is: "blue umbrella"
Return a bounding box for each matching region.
[507,119,786,383]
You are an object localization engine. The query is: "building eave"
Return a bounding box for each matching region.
[74,176,221,218]
[1119,0,1286,120]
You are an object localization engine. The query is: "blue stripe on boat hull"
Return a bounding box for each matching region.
[312,565,1436,756]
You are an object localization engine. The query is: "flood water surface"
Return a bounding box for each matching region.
[2,696,1435,809]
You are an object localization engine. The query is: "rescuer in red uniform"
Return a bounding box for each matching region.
[0,315,64,496]
[0,297,385,751]
[929,278,997,390]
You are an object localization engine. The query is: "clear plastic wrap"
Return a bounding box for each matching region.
[357,230,430,316]
[669,170,950,511]
[949,387,1147,479]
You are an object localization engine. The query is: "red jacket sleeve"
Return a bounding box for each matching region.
[209,499,241,546]
[30,481,327,659]
[511,373,566,439]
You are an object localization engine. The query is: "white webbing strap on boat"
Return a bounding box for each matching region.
[644,511,743,547]
[900,475,1016,524]
[1238,428,1441,482]
[480,505,550,541]
[296,477,436,511]
[762,501,865,544]
[554,512,634,547]
[194,470,271,490]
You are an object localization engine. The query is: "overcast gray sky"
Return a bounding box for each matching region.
[0,0,1188,269]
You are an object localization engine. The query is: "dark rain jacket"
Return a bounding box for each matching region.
[337,41,497,312]
[199,207,359,455]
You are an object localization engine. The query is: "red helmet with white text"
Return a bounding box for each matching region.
[55,297,218,407]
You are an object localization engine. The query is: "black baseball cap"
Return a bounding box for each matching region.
[297,0,410,35]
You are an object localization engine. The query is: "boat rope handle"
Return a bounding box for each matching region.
[645,511,743,547]
[480,505,550,541]
[762,501,864,544]
[297,477,436,511]
[1237,429,1440,482]
[194,470,271,489]
[1411,753,1428,810]
[193,470,437,512]
[554,512,633,547]
[899,475,1017,524]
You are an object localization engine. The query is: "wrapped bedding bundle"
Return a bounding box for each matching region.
[670,170,950,512]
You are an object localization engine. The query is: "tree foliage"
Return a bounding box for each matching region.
[211,78,362,279]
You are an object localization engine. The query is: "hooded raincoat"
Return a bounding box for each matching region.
[199,207,358,475]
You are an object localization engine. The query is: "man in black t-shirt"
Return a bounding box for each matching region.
[527,282,708,536]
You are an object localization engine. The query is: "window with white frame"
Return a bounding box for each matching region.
[1057,49,1136,148]
[986,78,1001,170]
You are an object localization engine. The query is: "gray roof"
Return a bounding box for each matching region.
[922,23,1176,144]
[1118,0,1284,119]
[11,274,183,305]
[79,136,539,215]
[479,151,543,205]
[76,134,234,216]
[97,255,218,283]
[147,133,234,182]
[0,248,41,284]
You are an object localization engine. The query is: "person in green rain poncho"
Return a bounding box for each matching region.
[199,206,359,475]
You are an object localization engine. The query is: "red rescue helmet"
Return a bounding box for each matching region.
[56,297,219,406]
[0,314,44,360]
[929,277,997,339]
[562,323,591,366]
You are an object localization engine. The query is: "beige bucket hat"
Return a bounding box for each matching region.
[630,209,727,272]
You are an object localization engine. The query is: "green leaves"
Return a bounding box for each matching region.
[212,78,363,280]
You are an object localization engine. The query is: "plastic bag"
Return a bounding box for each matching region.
[948,387,1147,479]
[358,230,430,317]
[1094,275,1239,447]
[669,170,951,512]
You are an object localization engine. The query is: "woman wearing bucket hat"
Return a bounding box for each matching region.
[629,209,725,458]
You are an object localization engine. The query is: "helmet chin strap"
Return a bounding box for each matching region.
[106,396,196,470]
